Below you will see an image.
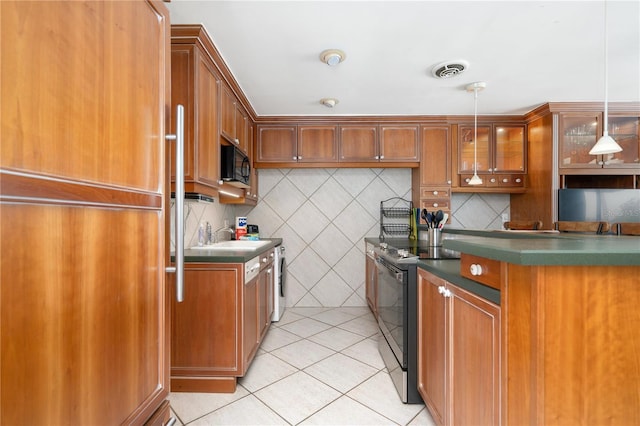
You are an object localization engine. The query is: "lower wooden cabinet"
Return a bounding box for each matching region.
[171,260,273,393]
[417,268,500,426]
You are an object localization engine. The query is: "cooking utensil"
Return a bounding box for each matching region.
[439,213,449,229]
[434,210,444,228]
[421,209,429,225]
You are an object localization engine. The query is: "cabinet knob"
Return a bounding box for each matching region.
[490,178,496,183]
[374,155,379,160]
[470,264,483,276]
[293,156,298,160]
[502,178,509,183]
[432,203,438,207]
[433,191,438,195]
[465,178,471,183]
[235,138,239,144]
[262,257,268,263]
[298,156,302,160]
[447,180,452,184]
[380,155,384,160]
[515,178,522,183]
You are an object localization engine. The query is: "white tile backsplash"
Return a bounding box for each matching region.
[171,169,509,308]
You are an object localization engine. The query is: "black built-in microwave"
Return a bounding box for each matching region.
[221,145,250,188]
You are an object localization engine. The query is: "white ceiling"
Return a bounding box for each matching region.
[166,0,640,117]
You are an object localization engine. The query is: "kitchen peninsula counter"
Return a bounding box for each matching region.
[423,228,640,425]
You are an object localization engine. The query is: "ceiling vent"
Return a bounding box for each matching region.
[431,60,469,79]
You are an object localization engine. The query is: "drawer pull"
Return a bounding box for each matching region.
[515,178,522,183]
[502,178,509,183]
[433,191,438,195]
[470,264,483,276]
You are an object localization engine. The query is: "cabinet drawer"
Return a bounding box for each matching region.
[460,254,501,290]
[487,174,525,187]
[420,187,450,198]
[420,199,450,210]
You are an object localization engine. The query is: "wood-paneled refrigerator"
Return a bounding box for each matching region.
[1,1,174,424]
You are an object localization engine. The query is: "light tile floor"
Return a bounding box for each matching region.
[169,307,437,425]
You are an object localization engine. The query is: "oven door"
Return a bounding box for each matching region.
[375,255,407,368]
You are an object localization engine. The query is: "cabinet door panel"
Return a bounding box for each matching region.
[196,56,221,185]
[420,126,451,186]
[380,125,419,161]
[417,270,447,425]
[608,115,640,168]
[257,126,297,162]
[449,285,500,426]
[340,125,378,161]
[221,85,236,142]
[494,125,525,172]
[298,126,338,162]
[458,125,491,173]
[559,114,601,168]
[243,278,259,369]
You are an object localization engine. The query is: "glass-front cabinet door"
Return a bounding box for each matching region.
[458,124,491,173]
[559,113,600,168]
[560,113,640,169]
[607,115,640,168]
[494,125,525,172]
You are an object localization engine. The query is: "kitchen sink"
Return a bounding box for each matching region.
[190,240,270,251]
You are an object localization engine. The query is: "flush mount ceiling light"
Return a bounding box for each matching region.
[320,98,339,108]
[466,81,487,186]
[319,49,346,66]
[431,60,469,79]
[590,0,623,156]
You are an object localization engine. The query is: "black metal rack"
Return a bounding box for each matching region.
[379,197,413,240]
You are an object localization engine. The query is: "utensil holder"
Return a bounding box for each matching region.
[428,228,442,246]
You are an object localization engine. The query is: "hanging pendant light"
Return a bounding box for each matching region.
[589,0,623,156]
[466,81,486,185]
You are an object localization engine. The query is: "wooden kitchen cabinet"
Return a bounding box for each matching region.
[559,112,639,170]
[256,125,298,162]
[379,124,420,161]
[171,27,222,197]
[298,125,339,162]
[339,125,379,162]
[1,1,171,424]
[221,84,249,154]
[412,126,452,224]
[417,269,500,426]
[456,123,526,192]
[172,257,273,393]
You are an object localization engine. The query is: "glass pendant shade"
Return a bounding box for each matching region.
[589,132,622,155]
[468,173,483,185]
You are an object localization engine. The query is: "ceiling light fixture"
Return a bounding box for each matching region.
[320,98,338,108]
[319,49,346,66]
[589,0,623,156]
[466,81,487,186]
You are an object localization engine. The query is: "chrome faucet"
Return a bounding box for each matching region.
[213,225,234,243]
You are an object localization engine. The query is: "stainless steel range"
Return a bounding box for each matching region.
[374,241,459,404]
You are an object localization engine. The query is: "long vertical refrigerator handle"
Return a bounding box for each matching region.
[165,104,185,302]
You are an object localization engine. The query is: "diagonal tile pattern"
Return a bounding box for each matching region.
[175,168,511,309]
[169,307,437,426]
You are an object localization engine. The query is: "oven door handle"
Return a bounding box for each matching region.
[374,256,404,283]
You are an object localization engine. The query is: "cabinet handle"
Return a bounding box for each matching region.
[490,178,496,183]
[262,257,268,263]
[470,264,483,276]
[235,138,239,144]
[438,286,446,294]
[433,191,438,195]
[438,286,452,298]
[293,156,297,160]
[515,178,522,183]
[432,203,438,207]
[298,156,302,160]
[447,180,452,184]
[165,104,185,302]
[374,155,379,160]
[380,155,384,159]
[502,178,509,183]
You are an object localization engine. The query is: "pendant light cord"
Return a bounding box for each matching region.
[474,87,478,174]
[603,0,609,136]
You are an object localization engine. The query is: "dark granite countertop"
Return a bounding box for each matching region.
[174,238,283,263]
[440,229,640,266]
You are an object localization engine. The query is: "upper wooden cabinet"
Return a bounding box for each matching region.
[559,112,640,170]
[171,30,221,197]
[255,125,338,163]
[456,122,526,192]
[298,125,338,162]
[339,125,378,162]
[221,84,249,154]
[339,124,419,162]
[380,124,420,161]
[412,125,452,224]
